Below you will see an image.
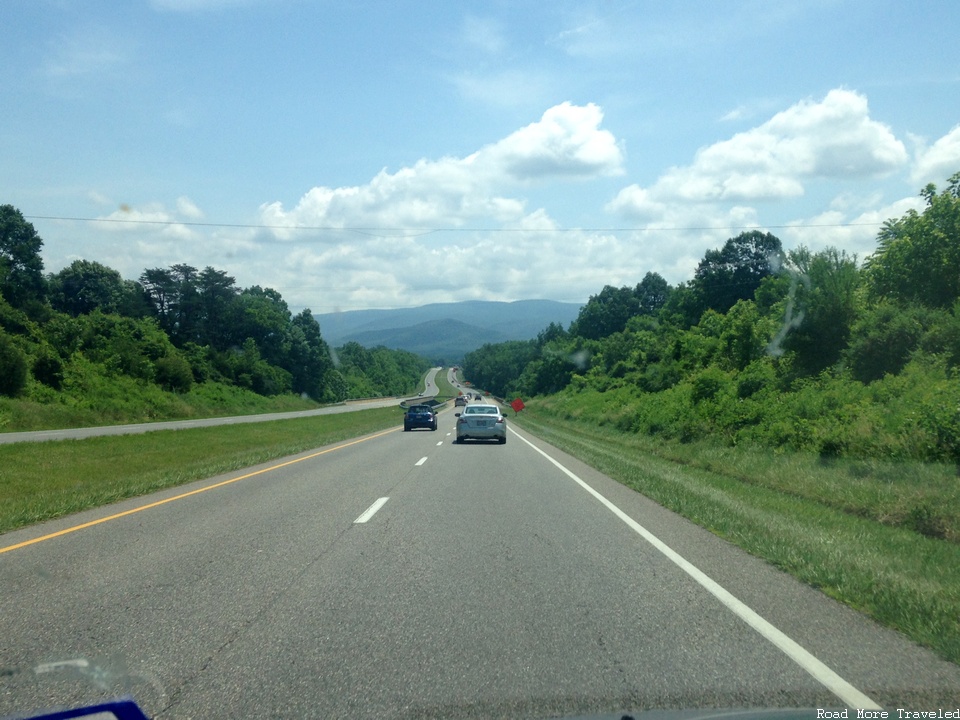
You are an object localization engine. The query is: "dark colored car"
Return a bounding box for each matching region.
[404,404,438,431]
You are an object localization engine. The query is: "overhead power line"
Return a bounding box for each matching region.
[24,214,888,235]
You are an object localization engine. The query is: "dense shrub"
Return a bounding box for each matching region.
[0,331,28,397]
[154,354,194,393]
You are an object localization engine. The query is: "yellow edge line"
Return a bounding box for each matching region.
[0,427,399,555]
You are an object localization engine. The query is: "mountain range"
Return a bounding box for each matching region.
[314,300,583,363]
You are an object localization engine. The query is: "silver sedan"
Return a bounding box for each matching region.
[455,404,507,444]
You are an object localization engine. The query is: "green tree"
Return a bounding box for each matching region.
[230,286,292,365]
[693,230,784,315]
[780,247,861,376]
[844,301,924,383]
[335,342,428,397]
[140,264,203,344]
[0,330,28,397]
[866,172,960,308]
[570,285,638,340]
[463,340,538,397]
[636,272,672,316]
[140,267,177,333]
[0,205,46,313]
[718,300,765,372]
[197,266,239,350]
[49,259,127,316]
[288,308,333,399]
[660,281,705,328]
[154,354,194,392]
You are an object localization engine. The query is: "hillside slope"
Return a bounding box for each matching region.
[315,299,582,361]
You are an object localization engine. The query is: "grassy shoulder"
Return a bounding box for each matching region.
[433,369,459,403]
[511,400,960,665]
[0,406,403,537]
[0,378,325,433]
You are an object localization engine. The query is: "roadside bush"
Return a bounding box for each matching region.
[736,358,777,399]
[845,302,924,383]
[154,354,194,393]
[32,348,64,389]
[690,366,730,404]
[0,331,28,397]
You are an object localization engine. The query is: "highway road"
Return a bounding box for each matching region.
[0,367,444,445]
[1,400,958,718]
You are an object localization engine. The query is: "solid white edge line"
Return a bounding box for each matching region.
[512,429,881,710]
[354,497,389,524]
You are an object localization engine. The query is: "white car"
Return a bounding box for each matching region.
[455,404,507,444]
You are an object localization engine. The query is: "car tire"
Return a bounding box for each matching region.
[499,436,506,444]
[404,425,410,432]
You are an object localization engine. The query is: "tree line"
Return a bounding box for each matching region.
[0,208,429,404]
[465,172,960,464]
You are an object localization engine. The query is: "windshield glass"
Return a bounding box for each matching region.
[464,406,498,415]
[3,2,960,718]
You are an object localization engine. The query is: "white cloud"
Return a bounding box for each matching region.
[259,102,623,233]
[611,88,907,212]
[96,202,202,244]
[487,102,624,181]
[781,195,924,259]
[44,91,931,313]
[176,196,204,220]
[911,125,960,186]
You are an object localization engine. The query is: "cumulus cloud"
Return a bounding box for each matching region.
[96,202,202,243]
[780,195,924,259]
[176,196,204,220]
[911,125,960,186]
[259,102,623,233]
[488,102,624,181]
[56,92,934,313]
[611,88,907,214]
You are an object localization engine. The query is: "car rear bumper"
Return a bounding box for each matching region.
[456,427,506,440]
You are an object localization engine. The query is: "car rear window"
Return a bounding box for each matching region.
[464,406,498,415]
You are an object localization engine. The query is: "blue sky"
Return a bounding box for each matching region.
[3,0,959,314]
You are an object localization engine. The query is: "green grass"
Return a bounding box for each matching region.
[0,406,403,536]
[0,380,323,433]
[512,403,960,665]
[433,369,459,403]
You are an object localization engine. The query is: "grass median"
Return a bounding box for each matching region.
[0,406,403,537]
[511,404,960,665]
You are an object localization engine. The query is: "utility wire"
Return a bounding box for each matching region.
[25,214,887,235]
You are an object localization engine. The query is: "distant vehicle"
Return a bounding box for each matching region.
[455,396,467,406]
[455,404,506,444]
[404,404,438,431]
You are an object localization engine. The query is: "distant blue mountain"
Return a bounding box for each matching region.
[315,299,582,363]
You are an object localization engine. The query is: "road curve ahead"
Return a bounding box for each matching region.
[1,402,957,718]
